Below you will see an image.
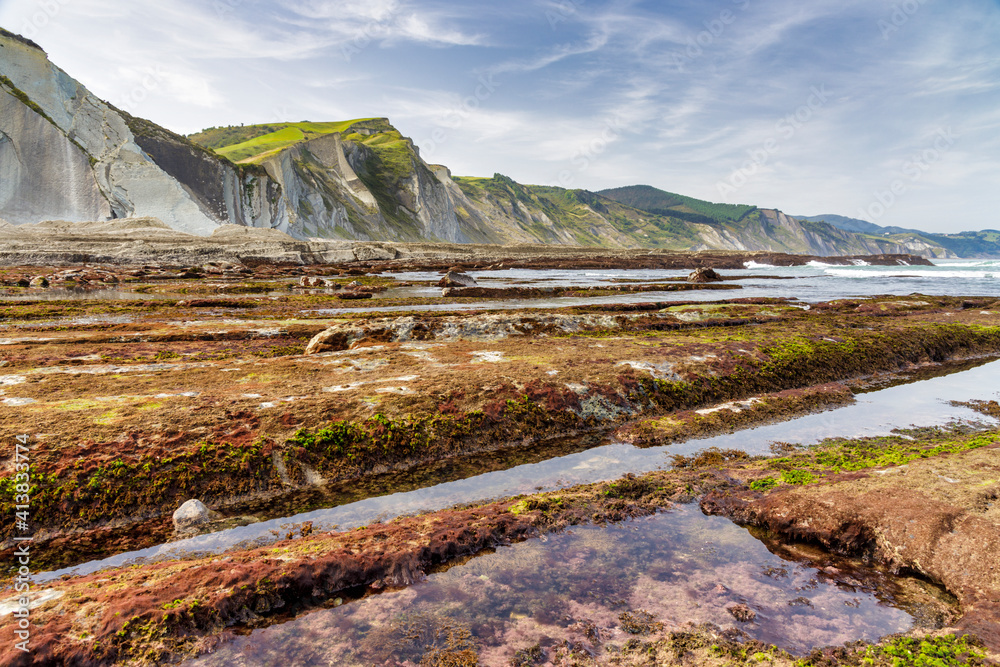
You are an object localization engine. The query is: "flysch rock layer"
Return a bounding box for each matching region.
[0,35,221,233]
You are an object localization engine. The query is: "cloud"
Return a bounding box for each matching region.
[487,31,609,75]
[275,0,485,48]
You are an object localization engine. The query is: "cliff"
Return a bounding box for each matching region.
[0,28,979,257]
[0,30,286,235]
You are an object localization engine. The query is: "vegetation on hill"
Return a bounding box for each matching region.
[599,184,756,226]
[454,176,707,248]
[0,27,44,52]
[803,214,1000,258]
[794,214,911,235]
[917,229,1000,257]
[188,119,390,164]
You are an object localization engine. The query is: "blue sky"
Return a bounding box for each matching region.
[2,0,999,233]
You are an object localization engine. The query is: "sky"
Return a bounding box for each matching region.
[1,0,999,233]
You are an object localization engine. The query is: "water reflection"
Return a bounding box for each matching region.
[186,506,941,666]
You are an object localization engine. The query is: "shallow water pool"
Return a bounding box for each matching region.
[185,505,950,665]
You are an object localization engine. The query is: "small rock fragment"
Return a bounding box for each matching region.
[299,276,328,288]
[727,603,756,622]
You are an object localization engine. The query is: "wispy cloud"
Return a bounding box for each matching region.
[487,32,609,75]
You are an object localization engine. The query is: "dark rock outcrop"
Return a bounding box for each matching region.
[687,267,723,283]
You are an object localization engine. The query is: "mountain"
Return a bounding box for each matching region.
[598,186,952,256]
[793,214,916,236]
[798,213,1000,258]
[1,28,993,257]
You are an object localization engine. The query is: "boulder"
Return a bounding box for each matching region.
[305,329,352,355]
[437,271,478,288]
[28,276,49,288]
[172,499,220,535]
[687,267,723,283]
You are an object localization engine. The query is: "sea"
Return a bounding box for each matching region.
[318,258,1000,314]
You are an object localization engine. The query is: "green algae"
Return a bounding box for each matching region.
[0,438,279,544]
[859,634,987,667]
[755,431,999,489]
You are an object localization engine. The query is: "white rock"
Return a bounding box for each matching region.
[172,499,218,534]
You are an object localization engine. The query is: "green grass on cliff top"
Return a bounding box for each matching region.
[188,119,385,164]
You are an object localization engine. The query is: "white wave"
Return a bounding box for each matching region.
[850,259,871,266]
[806,260,837,268]
[743,261,778,269]
[823,268,993,279]
[934,260,1000,268]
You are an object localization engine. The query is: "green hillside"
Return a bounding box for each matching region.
[800,213,1000,258]
[599,184,756,226]
[188,119,389,164]
[914,229,1000,257]
[453,175,706,249]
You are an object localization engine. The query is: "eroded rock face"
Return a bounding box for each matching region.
[702,444,1000,651]
[0,35,226,234]
[0,88,112,225]
[0,32,291,237]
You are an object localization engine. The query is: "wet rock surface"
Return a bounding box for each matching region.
[702,441,1000,653]
[0,257,996,665]
[437,270,478,287]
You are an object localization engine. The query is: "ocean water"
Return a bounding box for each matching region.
[328,259,1000,315]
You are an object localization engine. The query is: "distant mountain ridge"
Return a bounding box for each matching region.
[2,27,996,257]
[598,186,957,257]
[791,214,916,236]
[796,214,1000,259]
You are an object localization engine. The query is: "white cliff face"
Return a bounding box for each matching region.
[0,88,110,224]
[261,133,369,240]
[258,131,481,243]
[0,34,221,234]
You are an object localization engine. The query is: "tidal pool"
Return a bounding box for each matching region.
[36,357,1000,582]
[186,506,950,666]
